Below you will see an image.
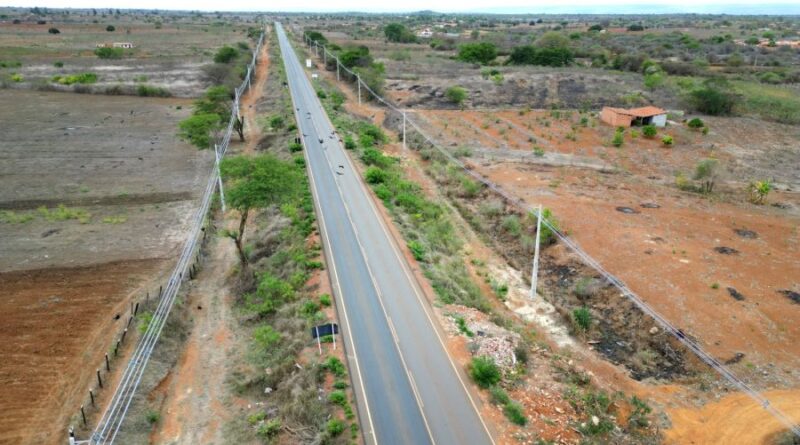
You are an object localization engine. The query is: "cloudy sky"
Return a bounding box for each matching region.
[5,0,799,14]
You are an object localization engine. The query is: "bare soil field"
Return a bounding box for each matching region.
[0,89,212,445]
[0,21,251,97]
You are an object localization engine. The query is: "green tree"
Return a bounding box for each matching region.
[194,86,244,141]
[178,114,221,149]
[304,30,327,45]
[384,23,416,43]
[536,31,570,50]
[106,25,115,32]
[445,86,467,106]
[213,45,238,64]
[220,155,304,266]
[457,42,497,65]
[469,356,501,388]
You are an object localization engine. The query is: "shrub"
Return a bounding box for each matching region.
[213,45,238,64]
[457,42,497,65]
[105,25,115,32]
[11,73,23,82]
[611,129,624,147]
[661,135,674,146]
[693,158,718,193]
[323,357,347,378]
[256,419,281,438]
[747,180,772,204]
[320,293,332,306]
[642,124,657,138]
[503,401,527,426]
[316,89,326,99]
[328,390,347,406]
[136,84,171,97]
[489,386,510,405]
[326,419,345,437]
[289,142,303,152]
[48,27,60,34]
[507,45,573,67]
[445,86,467,106]
[455,316,474,337]
[408,240,425,261]
[690,79,738,116]
[365,166,387,184]
[54,61,64,67]
[687,117,705,128]
[253,325,280,349]
[52,73,97,85]
[384,23,417,43]
[572,307,592,332]
[469,356,501,388]
[344,135,356,150]
[145,410,160,424]
[269,115,284,129]
[95,47,124,59]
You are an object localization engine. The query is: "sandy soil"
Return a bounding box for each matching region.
[149,232,243,445]
[238,29,270,155]
[0,89,211,445]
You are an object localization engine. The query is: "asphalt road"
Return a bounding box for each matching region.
[276,23,493,445]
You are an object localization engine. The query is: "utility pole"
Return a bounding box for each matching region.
[336,59,340,81]
[357,74,361,105]
[530,204,542,299]
[323,48,326,66]
[215,144,226,213]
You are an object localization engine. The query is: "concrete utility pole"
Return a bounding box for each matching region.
[323,48,327,65]
[357,74,361,105]
[530,204,542,299]
[214,144,226,213]
[336,59,340,81]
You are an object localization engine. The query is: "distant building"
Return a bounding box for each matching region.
[416,28,433,38]
[96,42,135,49]
[600,106,667,127]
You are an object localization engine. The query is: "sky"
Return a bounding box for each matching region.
[5,0,800,14]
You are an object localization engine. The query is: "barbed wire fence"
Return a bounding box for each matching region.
[67,29,266,445]
[300,33,800,438]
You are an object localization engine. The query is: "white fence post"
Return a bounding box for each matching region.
[530,204,542,299]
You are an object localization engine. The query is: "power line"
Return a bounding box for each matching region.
[302,34,800,438]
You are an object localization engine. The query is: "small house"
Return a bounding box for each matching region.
[416,28,433,38]
[113,42,135,49]
[600,106,667,127]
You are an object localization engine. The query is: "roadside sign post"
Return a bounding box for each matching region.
[530,204,542,299]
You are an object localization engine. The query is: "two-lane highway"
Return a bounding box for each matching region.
[276,23,493,445]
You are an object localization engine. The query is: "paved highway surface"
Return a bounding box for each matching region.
[276,23,493,445]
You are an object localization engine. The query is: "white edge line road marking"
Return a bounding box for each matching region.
[282,38,378,445]
[316,112,437,445]
[298,42,497,443]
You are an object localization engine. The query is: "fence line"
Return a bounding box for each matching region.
[300,33,800,438]
[68,29,266,445]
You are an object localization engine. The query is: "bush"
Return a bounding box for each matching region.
[408,240,425,261]
[445,86,467,106]
[316,89,326,99]
[10,73,23,82]
[344,135,356,150]
[328,390,347,406]
[48,27,60,34]
[52,73,97,85]
[289,142,303,152]
[323,357,347,378]
[145,410,160,424]
[507,45,573,67]
[365,166,387,184]
[253,325,281,349]
[457,42,497,65]
[489,386,510,405]
[269,115,284,129]
[256,419,281,438]
[469,356,501,388]
[748,180,772,204]
[687,117,705,128]
[690,79,738,116]
[136,84,171,97]
[213,45,238,64]
[105,25,115,32]
[611,129,624,147]
[54,61,64,67]
[661,135,674,146]
[384,23,417,43]
[572,307,592,332]
[94,47,124,59]
[642,124,657,138]
[503,401,527,426]
[320,293,332,306]
[455,316,474,337]
[326,419,345,437]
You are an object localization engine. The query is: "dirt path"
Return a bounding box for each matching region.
[239,31,271,154]
[665,389,800,444]
[150,232,241,445]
